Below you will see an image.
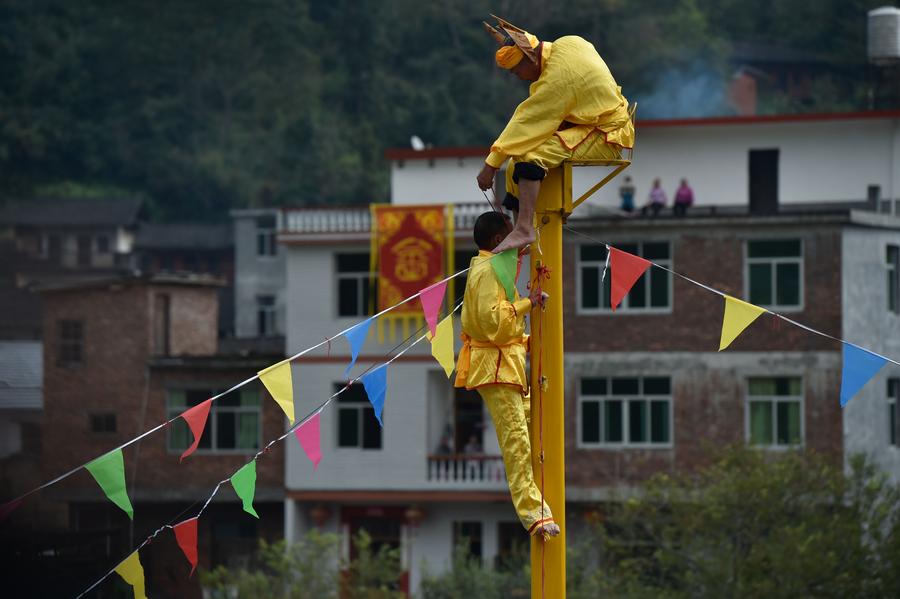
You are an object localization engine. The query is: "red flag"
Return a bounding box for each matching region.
[418,280,448,337]
[180,399,213,461]
[173,517,199,576]
[609,247,651,311]
[0,499,22,523]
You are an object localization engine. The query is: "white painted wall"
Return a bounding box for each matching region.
[390,117,900,211]
[233,210,286,337]
[842,227,900,481]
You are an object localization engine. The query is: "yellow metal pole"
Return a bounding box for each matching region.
[530,167,566,599]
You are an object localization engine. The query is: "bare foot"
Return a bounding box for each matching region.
[535,522,560,538]
[492,224,536,253]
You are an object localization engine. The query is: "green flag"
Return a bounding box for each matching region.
[491,248,518,301]
[85,449,133,520]
[230,461,259,518]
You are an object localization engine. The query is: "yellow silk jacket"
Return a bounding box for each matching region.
[455,251,531,392]
[486,36,634,169]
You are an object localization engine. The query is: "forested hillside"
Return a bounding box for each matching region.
[0,0,889,220]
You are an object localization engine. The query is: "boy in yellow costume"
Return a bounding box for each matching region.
[478,16,635,253]
[455,211,559,538]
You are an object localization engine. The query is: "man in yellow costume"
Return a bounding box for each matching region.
[478,17,635,253]
[455,211,558,538]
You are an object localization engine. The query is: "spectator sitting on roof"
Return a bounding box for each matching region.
[673,178,694,217]
[641,178,667,217]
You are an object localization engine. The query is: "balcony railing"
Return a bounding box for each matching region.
[426,454,506,484]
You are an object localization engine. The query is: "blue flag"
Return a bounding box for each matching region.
[343,318,373,376]
[360,364,388,427]
[840,342,887,407]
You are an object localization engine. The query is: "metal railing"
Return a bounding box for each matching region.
[426,454,506,483]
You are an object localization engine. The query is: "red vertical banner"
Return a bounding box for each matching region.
[371,205,452,339]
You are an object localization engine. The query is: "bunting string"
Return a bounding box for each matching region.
[74,302,462,598]
[3,258,488,509]
[561,224,900,368]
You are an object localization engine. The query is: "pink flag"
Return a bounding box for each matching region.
[173,517,199,576]
[180,399,213,461]
[294,414,322,470]
[609,247,651,311]
[418,280,448,337]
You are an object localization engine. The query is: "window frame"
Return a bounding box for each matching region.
[256,295,277,337]
[166,388,262,455]
[334,252,375,319]
[89,413,117,434]
[58,319,84,367]
[256,215,278,258]
[335,382,382,450]
[577,376,674,449]
[887,244,899,316]
[743,239,804,312]
[576,241,673,315]
[744,376,805,450]
[888,378,899,447]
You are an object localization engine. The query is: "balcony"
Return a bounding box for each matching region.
[426,454,506,486]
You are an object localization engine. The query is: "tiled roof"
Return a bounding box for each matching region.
[134,222,233,250]
[0,341,42,410]
[0,198,144,227]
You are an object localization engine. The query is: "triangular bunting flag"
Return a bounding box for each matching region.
[429,314,455,377]
[85,449,134,520]
[259,361,295,423]
[344,318,373,376]
[0,499,21,523]
[609,247,651,311]
[360,364,388,427]
[173,517,199,576]
[230,461,259,518]
[719,295,766,351]
[840,343,888,407]
[179,398,213,461]
[294,414,322,470]
[114,550,147,599]
[419,280,448,337]
[491,249,518,301]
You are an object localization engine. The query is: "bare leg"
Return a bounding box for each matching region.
[493,178,539,253]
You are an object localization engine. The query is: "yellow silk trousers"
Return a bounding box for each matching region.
[505,127,623,195]
[478,385,553,534]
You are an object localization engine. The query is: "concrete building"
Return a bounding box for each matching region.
[386,110,900,216]
[231,208,286,340]
[279,111,900,595]
[0,341,42,500]
[21,274,285,598]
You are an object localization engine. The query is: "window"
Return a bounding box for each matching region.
[747,377,802,448]
[89,413,116,434]
[76,235,92,267]
[496,521,528,570]
[96,235,110,254]
[888,245,899,315]
[453,521,483,560]
[454,249,477,303]
[748,149,779,215]
[257,295,276,337]
[746,240,802,309]
[47,234,62,263]
[336,382,382,449]
[167,389,261,453]
[578,243,671,312]
[58,319,84,366]
[256,215,277,257]
[336,253,374,317]
[889,379,899,447]
[579,377,672,447]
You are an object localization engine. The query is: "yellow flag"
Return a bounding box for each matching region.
[114,550,147,599]
[719,295,766,351]
[258,361,294,423]
[429,315,455,378]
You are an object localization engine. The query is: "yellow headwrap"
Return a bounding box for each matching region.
[494,32,539,69]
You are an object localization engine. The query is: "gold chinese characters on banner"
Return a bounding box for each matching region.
[370,204,454,341]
